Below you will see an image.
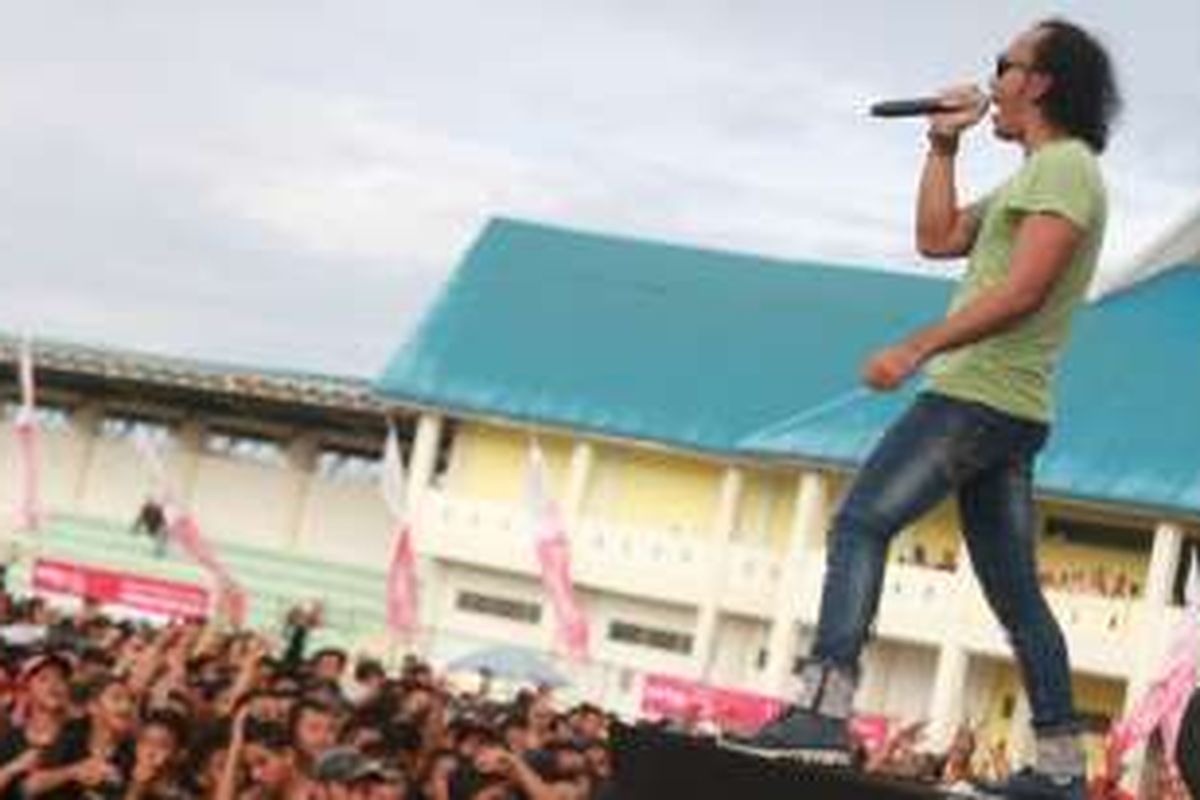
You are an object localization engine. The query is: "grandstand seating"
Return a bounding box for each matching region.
[7,515,388,647]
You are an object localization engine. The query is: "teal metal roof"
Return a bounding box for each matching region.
[742,266,1200,519]
[376,217,951,449]
[376,218,1200,520]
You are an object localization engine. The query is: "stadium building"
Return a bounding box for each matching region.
[2,208,1198,771]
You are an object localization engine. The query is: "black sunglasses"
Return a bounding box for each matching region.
[995,54,1037,79]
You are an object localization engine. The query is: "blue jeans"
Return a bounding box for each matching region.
[810,392,1077,732]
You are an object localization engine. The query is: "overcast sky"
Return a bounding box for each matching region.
[1,1,1197,377]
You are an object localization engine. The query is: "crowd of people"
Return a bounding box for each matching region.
[0,590,617,799]
[2,582,1197,799]
[895,544,1144,603]
[1039,566,1142,601]
[854,717,1191,799]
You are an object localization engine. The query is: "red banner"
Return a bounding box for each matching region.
[640,673,891,746]
[32,558,210,619]
[641,673,785,734]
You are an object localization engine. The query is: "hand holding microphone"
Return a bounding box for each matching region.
[870,84,989,135]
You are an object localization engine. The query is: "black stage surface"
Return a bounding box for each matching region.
[610,724,978,799]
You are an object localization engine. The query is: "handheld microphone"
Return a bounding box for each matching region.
[868,97,956,118]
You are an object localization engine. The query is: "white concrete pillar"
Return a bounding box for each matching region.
[927,644,969,749]
[1007,690,1035,767]
[761,470,827,694]
[283,434,319,550]
[175,419,206,505]
[562,441,594,530]
[1119,520,1187,741]
[693,466,744,680]
[1143,521,1184,609]
[407,413,444,637]
[69,402,103,509]
[1112,522,1187,789]
[407,413,443,512]
[1124,522,1185,709]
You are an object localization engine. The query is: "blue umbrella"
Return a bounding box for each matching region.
[447,644,570,688]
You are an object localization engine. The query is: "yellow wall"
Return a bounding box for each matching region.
[737,468,796,549]
[976,661,1022,750]
[891,501,963,569]
[1075,674,1127,775]
[973,662,1124,777]
[583,443,720,535]
[449,423,1161,593]
[451,423,722,536]
[449,423,573,502]
[885,502,1151,589]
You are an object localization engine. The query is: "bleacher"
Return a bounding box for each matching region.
[7,514,389,647]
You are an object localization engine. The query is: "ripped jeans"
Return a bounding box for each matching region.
[810,391,1077,732]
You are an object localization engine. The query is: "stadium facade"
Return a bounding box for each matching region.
[2,208,1198,772]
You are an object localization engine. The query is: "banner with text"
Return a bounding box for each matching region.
[32,558,210,619]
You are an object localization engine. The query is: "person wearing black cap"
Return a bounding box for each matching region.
[312,745,403,799]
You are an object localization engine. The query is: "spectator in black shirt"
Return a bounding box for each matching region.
[127,710,189,800]
[24,676,136,799]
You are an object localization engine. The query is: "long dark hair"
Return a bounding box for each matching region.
[1032,19,1122,153]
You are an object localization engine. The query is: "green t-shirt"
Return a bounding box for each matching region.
[926,138,1107,422]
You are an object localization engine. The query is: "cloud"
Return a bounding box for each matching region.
[0,0,1195,376]
[202,96,560,264]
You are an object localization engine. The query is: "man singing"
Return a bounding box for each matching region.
[726,18,1120,800]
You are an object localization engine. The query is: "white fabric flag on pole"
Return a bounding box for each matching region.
[525,438,589,662]
[132,434,247,626]
[14,335,42,531]
[382,423,419,637]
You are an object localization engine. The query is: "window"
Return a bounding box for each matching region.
[432,420,456,487]
[99,414,173,445]
[316,449,383,483]
[456,591,541,624]
[204,430,286,467]
[4,402,73,432]
[608,620,693,654]
[1043,516,1150,553]
[1041,515,1149,599]
[1174,537,1200,606]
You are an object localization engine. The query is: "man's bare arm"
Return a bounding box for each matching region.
[916,142,982,258]
[915,85,988,259]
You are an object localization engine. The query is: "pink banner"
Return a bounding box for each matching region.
[33,558,210,619]
[386,521,419,636]
[167,510,248,626]
[640,673,891,744]
[526,442,589,661]
[381,425,420,638]
[1109,559,1200,763]
[640,673,784,734]
[536,531,590,660]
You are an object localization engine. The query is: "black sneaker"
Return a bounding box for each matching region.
[718,705,851,766]
[973,766,1086,799]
